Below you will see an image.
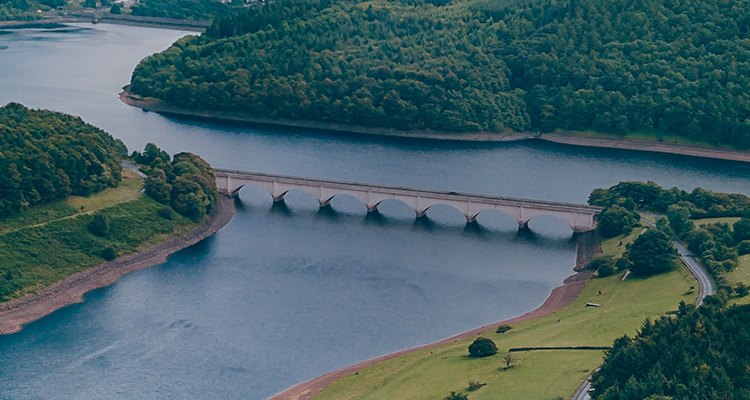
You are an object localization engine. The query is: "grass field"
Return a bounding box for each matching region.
[314,228,697,400]
[0,193,197,302]
[0,169,144,234]
[693,216,741,226]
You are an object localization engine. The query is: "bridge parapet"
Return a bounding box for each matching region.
[215,169,601,233]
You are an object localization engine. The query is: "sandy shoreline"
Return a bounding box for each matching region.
[0,195,236,335]
[268,232,601,400]
[120,89,750,164]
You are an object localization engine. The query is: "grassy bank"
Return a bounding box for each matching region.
[0,169,144,234]
[0,194,197,302]
[314,228,697,400]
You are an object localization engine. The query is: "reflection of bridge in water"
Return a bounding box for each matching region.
[215,169,601,233]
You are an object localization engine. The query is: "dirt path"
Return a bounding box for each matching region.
[0,195,236,335]
[1,164,145,237]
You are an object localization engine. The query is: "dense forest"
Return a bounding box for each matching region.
[131,143,218,220]
[0,103,126,217]
[130,0,750,146]
[130,0,237,21]
[590,303,750,399]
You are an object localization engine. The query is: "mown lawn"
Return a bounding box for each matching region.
[0,169,144,234]
[314,229,697,400]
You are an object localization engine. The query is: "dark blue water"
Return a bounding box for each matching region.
[1,24,749,399]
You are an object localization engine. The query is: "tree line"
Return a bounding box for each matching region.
[130,0,750,146]
[590,181,750,302]
[591,302,750,399]
[0,0,43,21]
[0,103,126,217]
[130,0,238,21]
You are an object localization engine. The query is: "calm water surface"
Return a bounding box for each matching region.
[1,24,749,399]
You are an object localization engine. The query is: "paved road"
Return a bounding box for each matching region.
[640,214,716,305]
[571,215,716,400]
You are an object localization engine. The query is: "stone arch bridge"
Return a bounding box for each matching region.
[215,169,601,232]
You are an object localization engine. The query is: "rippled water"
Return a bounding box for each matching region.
[1,24,749,399]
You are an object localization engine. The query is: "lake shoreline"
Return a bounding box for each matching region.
[267,231,601,400]
[120,88,750,164]
[0,195,236,335]
[0,14,209,32]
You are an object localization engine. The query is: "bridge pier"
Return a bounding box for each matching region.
[518,220,530,231]
[214,169,601,233]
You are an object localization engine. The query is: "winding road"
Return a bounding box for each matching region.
[571,214,716,400]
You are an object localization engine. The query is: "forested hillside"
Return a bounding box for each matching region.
[0,103,127,216]
[130,0,235,20]
[130,0,750,147]
[591,303,750,399]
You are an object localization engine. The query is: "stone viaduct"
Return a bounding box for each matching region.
[215,169,601,232]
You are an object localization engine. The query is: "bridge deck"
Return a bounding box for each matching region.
[214,169,600,213]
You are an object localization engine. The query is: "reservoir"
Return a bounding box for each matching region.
[1,24,749,399]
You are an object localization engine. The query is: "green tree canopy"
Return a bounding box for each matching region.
[627,229,677,276]
[0,103,126,216]
[468,337,498,358]
[596,205,639,238]
[130,0,750,147]
[132,143,218,221]
[591,303,750,399]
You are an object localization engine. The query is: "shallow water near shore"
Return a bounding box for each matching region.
[1,24,750,399]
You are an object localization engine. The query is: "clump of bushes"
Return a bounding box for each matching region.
[88,214,109,237]
[444,392,468,400]
[101,247,118,261]
[495,324,512,334]
[158,206,174,220]
[468,337,497,358]
[735,282,749,298]
[466,380,485,391]
[133,143,218,221]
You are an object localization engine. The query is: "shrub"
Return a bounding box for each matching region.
[88,213,109,237]
[468,337,497,358]
[735,282,749,298]
[597,262,616,277]
[737,240,750,255]
[466,380,484,391]
[495,324,512,334]
[615,257,632,271]
[158,206,174,220]
[444,392,468,400]
[101,247,118,261]
[589,255,616,277]
[734,218,750,242]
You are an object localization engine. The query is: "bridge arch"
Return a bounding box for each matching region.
[519,214,577,236]
[214,169,601,233]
